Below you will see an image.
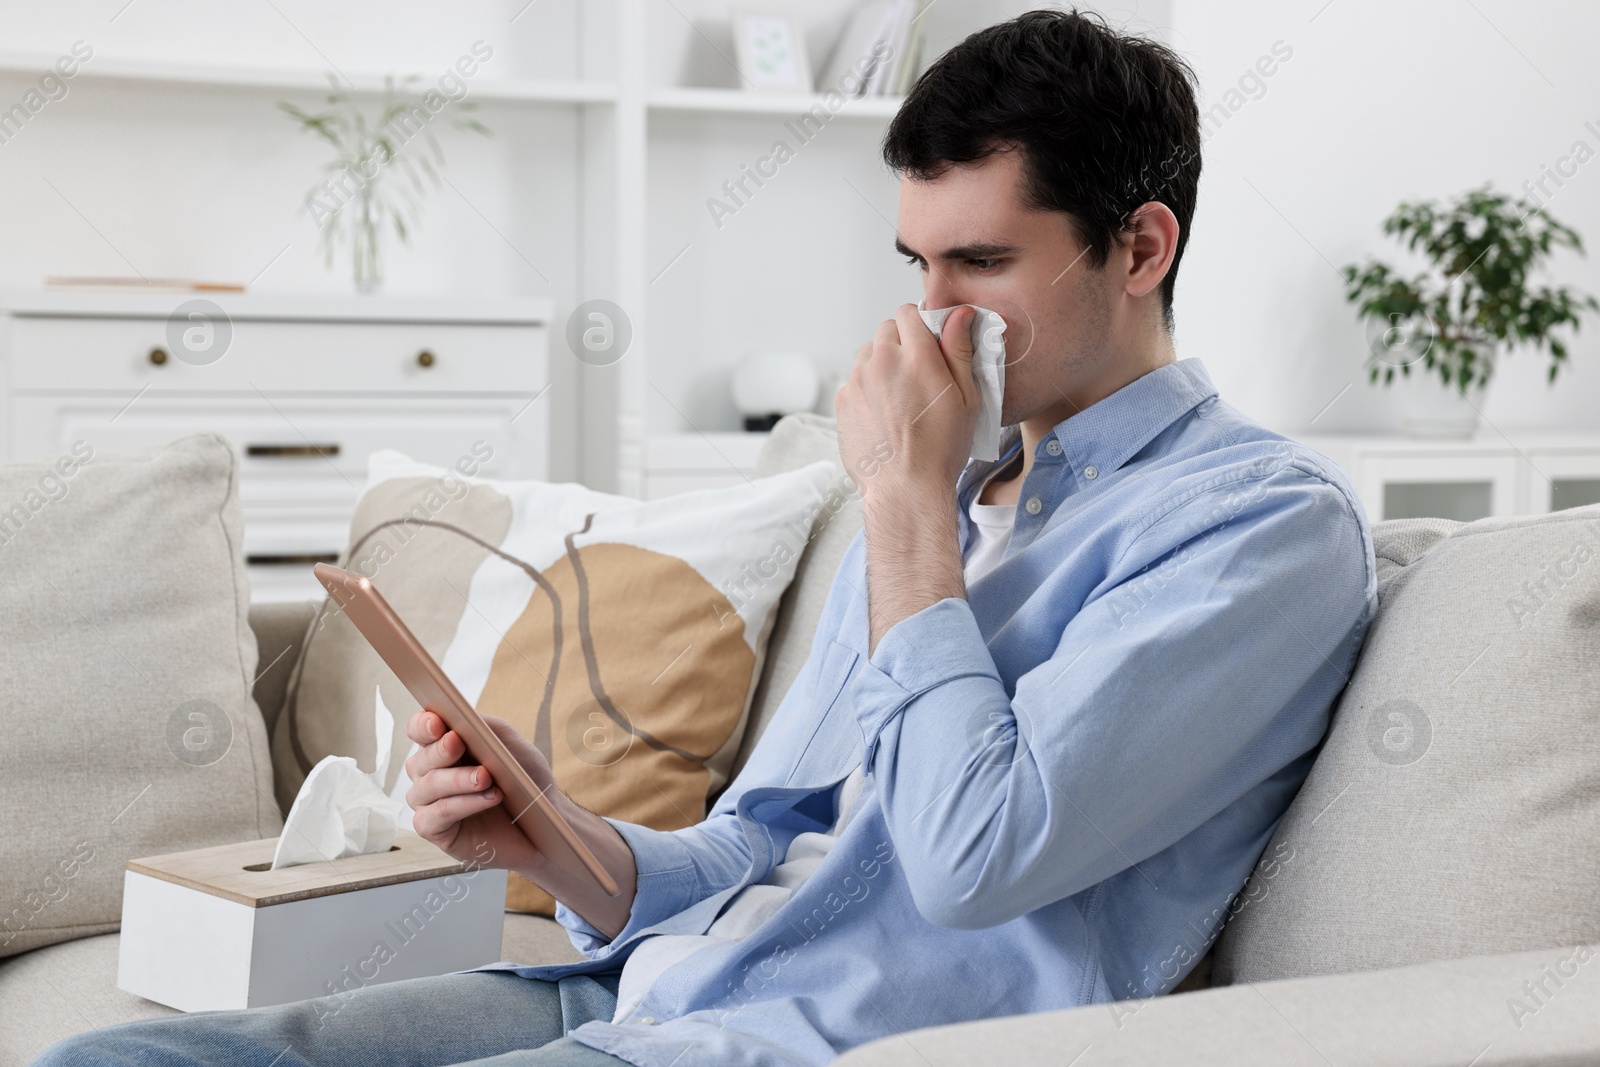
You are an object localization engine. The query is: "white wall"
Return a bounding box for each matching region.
[1167,0,1600,434]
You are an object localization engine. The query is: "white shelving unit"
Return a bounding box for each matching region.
[614,1,915,498]
[0,52,617,104]
[2,1,1095,495]
[647,86,904,118]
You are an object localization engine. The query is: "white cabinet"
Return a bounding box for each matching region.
[640,431,768,500]
[1299,434,1600,523]
[1,293,551,602]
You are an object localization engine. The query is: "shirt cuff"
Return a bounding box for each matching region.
[856,597,999,755]
[552,818,701,959]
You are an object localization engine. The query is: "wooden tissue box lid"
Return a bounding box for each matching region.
[125,829,474,908]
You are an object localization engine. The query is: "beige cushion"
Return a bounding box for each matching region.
[0,434,281,960]
[1214,507,1600,984]
[735,414,862,781]
[835,942,1600,1067]
[500,912,584,967]
[274,450,837,916]
[248,600,319,740]
[0,933,175,1065]
[0,915,585,1066]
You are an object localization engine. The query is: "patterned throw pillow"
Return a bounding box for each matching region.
[273,449,836,914]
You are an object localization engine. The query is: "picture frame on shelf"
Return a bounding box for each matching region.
[732,12,813,93]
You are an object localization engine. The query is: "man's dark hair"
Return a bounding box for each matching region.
[883,9,1201,331]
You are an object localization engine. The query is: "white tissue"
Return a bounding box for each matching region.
[269,686,402,869]
[917,302,1007,461]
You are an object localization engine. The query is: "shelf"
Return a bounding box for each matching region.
[0,52,617,106]
[648,86,904,119]
[2,291,554,325]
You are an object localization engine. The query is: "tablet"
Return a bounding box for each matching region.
[313,563,621,897]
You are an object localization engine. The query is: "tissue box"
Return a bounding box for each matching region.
[117,829,509,1012]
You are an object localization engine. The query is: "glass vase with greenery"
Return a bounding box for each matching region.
[1342,186,1597,392]
[280,77,490,293]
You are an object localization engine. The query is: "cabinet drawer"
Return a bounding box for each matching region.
[10,395,544,479]
[9,316,546,394]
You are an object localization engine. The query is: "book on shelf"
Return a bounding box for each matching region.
[820,0,927,99]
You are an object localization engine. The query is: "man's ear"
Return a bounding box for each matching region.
[1122,202,1180,301]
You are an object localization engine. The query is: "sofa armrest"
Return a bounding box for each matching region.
[248,599,318,738]
[836,943,1600,1067]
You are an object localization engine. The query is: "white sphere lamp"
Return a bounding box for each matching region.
[731,351,819,431]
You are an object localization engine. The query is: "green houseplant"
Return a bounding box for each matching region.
[280,77,490,292]
[1342,186,1596,408]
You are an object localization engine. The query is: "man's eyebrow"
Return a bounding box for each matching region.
[894,236,1019,261]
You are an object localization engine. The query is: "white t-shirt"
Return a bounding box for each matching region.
[964,495,1016,585]
[611,482,1018,1022]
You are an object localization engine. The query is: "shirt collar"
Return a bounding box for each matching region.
[960,358,1219,495]
[1051,357,1218,478]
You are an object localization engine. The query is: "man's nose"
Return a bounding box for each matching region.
[921,273,963,312]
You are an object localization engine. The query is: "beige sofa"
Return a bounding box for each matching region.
[3,415,1597,1066]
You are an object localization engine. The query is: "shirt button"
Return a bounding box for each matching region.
[1045,439,1063,457]
[1083,465,1099,480]
[1024,496,1043,515]
[639,1017,656,1025]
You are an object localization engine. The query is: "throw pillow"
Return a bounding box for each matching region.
[1213,506,1600,984]
[273,449,836,914]
[0,434,281,958]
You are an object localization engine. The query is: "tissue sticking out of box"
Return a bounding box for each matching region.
[270,756,401,869]
[270,686,402,869]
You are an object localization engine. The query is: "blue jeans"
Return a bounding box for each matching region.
[33,971,627,1067]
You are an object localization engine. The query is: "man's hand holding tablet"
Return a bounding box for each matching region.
[311,563,638,941]
[403,709,638,940]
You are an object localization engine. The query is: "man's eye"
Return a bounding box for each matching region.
[903,255,925,269]
[969,258,1001,271]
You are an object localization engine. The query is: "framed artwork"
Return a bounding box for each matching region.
[733,12,813,92]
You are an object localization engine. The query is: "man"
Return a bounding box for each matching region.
[41,10,1374,1067]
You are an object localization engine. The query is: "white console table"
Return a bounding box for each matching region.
[641,431,768,499]
[1299,432,1600,523]
[0,292,551,602]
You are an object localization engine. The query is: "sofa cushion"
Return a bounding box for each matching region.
[500,912,584,968]
[0,915,584,1066]
[1214,507,1600,984]
[248,600,319,741]
[274,449,837,916]
[737,414,862,779]
[834,942,1600,1067]
[0,933,175,1065]
[0,434,281,961]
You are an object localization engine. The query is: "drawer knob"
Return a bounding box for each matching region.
[417,349,436,368]
[148,347,169,366]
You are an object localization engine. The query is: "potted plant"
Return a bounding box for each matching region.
[1342,185,1597,436]
[280,77,490,293]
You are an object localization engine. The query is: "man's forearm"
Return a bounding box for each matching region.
[864,485,966,654]
[516,792,638,941]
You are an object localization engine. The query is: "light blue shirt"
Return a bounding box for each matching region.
[483,358,1377,1067]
